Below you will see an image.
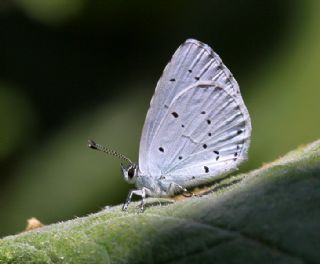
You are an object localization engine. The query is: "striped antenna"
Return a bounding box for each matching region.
[88,140,133,165]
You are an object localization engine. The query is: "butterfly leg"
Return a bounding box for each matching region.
[138,188,147,212]
[122,187,149,211]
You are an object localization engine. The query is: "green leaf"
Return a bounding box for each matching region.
[1,140,320,264]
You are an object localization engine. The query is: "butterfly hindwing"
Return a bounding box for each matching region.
[142,81,250,187]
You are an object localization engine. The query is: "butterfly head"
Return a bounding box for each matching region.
[121,163,138,184]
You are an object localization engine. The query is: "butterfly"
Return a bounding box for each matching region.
[89,39,251,211]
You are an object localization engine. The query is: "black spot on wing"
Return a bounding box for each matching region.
[188,69,192,73]
[213,150,219,155]
[204,166,209,173]
[203,144,207,149]
[170,78,176,82]
[171,112,179,118]
[217,64,223,71]
[201,111,206,114]
[216,156,220,161]
[237,130,243,135]
[207,120,211,125]
[178,156,183,160]
[208,132,212,136]
[194,76,200,81]
[159,147,164,152]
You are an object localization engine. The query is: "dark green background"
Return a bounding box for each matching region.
[1,0,319,237]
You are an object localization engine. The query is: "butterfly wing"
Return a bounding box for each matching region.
[139,39,250,181]
[139,80,251,187]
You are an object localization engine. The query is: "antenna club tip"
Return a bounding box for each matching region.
[87,140,132,164]
[88,139,98,149]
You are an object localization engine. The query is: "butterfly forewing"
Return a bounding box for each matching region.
[139,39,251,182]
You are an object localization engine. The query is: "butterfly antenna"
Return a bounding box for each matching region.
[88,139,133,165]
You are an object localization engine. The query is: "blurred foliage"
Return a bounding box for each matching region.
[0,83,36,159]
[0,0,319,237]
[16,0,86,24]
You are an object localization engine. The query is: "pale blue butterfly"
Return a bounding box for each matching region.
[89,39,251,211]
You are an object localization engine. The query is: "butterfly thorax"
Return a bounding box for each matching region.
[135,172,183,197]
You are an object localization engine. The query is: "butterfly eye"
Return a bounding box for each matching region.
[128,167,135,179]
